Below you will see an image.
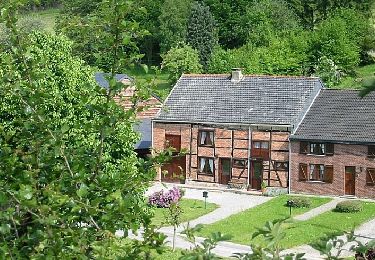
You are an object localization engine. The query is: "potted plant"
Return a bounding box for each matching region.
[261,181,267,194]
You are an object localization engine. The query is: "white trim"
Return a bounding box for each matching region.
[288,140,291,194]
[152,120,292,129]
[292,88,322,135]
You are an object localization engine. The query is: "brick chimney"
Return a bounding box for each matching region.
[231,68,243,82]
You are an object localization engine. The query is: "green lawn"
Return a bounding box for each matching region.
[151,198,218,227]
[197,195,331,247]
[338,63,375,89]
[281,201,375,248]
[21,8,60,33]
[124,66,171,98]
[197,196,375,249]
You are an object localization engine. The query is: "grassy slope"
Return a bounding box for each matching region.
[197,195,331,246]
[22,8,60,33]
[338,63,375,89]
[151,198,218,227]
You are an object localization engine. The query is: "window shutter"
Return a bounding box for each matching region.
[300,142,308,154]
[326,143,334,156]
[366,168,375,186]
[324,165,333,183]
[299,163,308,181]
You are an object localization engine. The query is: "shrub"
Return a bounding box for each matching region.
[148,187,183,208]
[286,197,311,208]
[335,200,363,213]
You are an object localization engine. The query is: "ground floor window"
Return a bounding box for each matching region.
[299,163,333,183]
[199,157,214,175]
[366,168,375,186]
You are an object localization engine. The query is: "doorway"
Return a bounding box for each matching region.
[251,161,263,190]
[345,166,355,196]
[219,158,231,185]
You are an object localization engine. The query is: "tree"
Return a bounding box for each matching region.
[244,0,301,47]
[310,15,360,76]
[161,43,202,84]
[187,1,217,69]
[158,0,192,54]
[0,1,165,258]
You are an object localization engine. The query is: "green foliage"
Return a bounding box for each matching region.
[181,223,231,259]
[164,202,183,251]
[0,1,166,258]
[208,34,309,76]
[161,43,202,84]
[57,0,148,70]
[360,76,375,97]
[244,0,301,46]
[158,0,192,54]
[286,197,311,208]
[311,14,361,75]
[335,200,363,213]
[187,1,217,68]
[314,56,344,87]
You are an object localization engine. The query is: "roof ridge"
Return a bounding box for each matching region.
[182,73,320,79]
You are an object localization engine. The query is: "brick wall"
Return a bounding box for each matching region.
[290,141,375,198]
[153,122,290,189]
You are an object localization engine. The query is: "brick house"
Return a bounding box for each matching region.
[289,89,375,198]
[95,72,162,157]
[152,69,323,188]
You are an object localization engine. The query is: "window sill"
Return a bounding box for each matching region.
[301,180,329,184]
[197,172,214,176]
[198,145,215,148]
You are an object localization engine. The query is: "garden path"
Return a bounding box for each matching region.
[293,197,346,221]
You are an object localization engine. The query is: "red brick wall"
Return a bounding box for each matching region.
[153,122,290,188]
[290,141,375,198]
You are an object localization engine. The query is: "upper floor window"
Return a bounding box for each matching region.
[367,168,375,186]
[165,134,181,152]
[252,141,269,159]
[199,130,214,147]
[299,163,333,183]
[198,157,214,174]
[300,141,334,156]
[368,146,375,158]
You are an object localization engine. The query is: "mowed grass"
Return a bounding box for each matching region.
[197,195,331,246]
[338,63,375,89]
[281,201,375,248]
[21,8,60,33]
[151,198,218,227]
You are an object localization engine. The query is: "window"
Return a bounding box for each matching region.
[198,157,214,174]
[165,134,181,152]
[252,141,269,159]
[299,163,333,183]
[367,168,375,186]
[233,159,247,168]
[300,142,334,156]
[275,161,288,171]
[368,146,375,158]
[198,130,214,147]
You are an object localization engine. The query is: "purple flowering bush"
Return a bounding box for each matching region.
[148,187,183,208]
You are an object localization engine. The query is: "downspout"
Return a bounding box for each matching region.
[247,126,252,189]
[288,139,291,194]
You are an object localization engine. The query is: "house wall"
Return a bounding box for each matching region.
[153,122,289,188]
[290,141,375,198]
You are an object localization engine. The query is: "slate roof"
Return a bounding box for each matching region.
[94,72,132,89]
[291,89,375,144]
[156,74,323,126]
[134,118,152,150]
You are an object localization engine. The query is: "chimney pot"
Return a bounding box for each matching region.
[231,68,243,82]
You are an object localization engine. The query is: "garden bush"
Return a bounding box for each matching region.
[335,200,363,213]
[148,187,183,208]
[286,197,311,208]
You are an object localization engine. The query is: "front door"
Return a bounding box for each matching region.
[345,166,356,195]
[219,158,231,185]
[251,161,262,190]
[161,135,186,182]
